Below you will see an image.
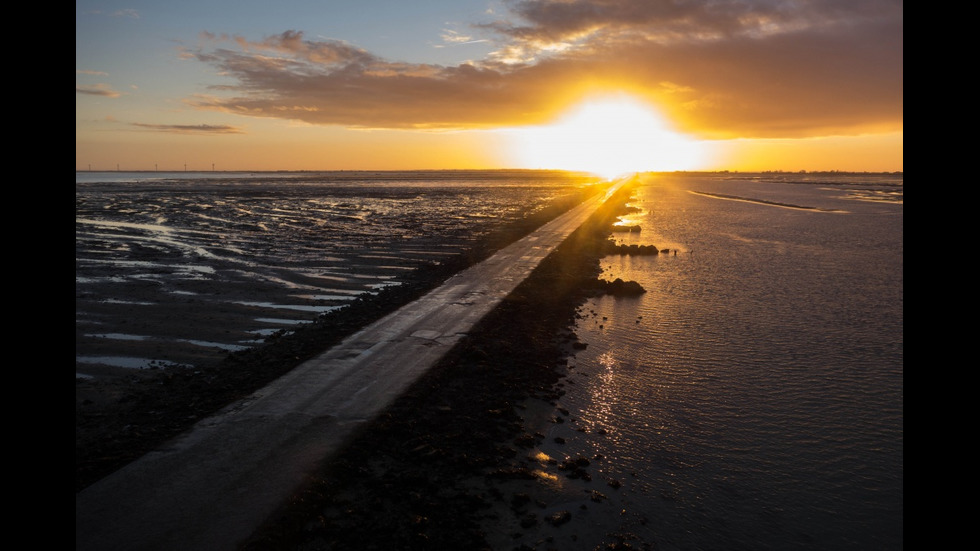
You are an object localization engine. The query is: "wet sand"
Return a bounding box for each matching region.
[76,181,644,550]
[76,171,597,380]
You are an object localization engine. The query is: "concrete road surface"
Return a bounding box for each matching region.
[76,178,627,551]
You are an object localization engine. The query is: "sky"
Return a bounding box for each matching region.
[76,0,903,175]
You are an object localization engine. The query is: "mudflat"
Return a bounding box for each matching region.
[76,181,641,550]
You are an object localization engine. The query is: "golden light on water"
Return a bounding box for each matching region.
[505,94,710,179]
[533,469,559,482]
[533,451,553,463]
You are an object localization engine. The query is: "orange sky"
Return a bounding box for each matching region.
[76,1,903,174]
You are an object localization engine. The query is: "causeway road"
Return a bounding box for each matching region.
[76,177,629,551]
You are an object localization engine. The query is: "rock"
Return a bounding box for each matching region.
[610,224,641,232]
[511,493,531,509]
[546,510,572,526]
[601,240,660,255]
[599,278,646,296]
[520,513,538,528]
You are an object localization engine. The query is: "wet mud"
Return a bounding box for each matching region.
[77,180,648,550]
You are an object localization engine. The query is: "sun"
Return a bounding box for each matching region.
[505,94,708,179]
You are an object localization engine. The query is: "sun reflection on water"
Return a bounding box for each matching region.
[581,351,620,438]
[532,469,559,483]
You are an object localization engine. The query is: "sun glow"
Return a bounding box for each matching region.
[506,95,708,178]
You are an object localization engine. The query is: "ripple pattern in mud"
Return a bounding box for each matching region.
[76,171,595,377]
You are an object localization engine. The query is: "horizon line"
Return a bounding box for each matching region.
[75,168,904,175]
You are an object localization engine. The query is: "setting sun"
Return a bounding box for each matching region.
[505,95,709,178]
[76,2,902,173]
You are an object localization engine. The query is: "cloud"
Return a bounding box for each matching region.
[77,69,109,76]
[440,29,490,45]
[110,9,139,19]
[77,84,122,98]
[489,0,899,46]
[186,1,902,139]
[130,123,245,134]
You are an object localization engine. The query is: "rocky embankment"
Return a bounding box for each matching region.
[240,183,655,550]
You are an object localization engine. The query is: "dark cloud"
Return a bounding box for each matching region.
[130,123,245,134]
[187,1,902,139]
[187,32,536,129]
[494,0,901,44]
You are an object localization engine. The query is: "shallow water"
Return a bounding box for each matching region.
[515,172,902,550]
[76,170,902,548]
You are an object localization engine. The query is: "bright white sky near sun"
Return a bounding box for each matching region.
[76,0,903,174]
